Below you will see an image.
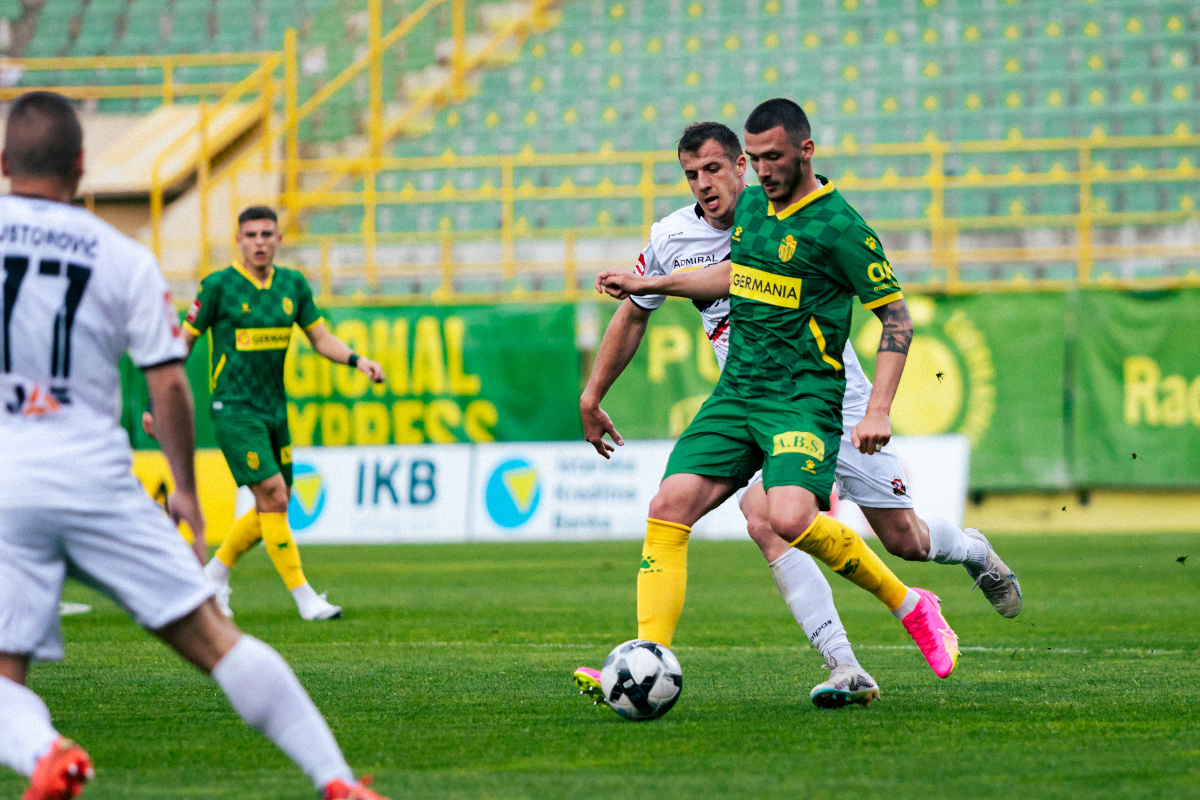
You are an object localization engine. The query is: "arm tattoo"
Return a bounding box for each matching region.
[876,302,913,355]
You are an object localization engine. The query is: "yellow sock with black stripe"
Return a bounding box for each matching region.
[259,512,307,591]
[790,514,909,611]
[214,510,262,569]
[636,518,691,647]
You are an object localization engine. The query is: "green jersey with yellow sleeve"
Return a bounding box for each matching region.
[183,262,323,414]
[718,177,902,407]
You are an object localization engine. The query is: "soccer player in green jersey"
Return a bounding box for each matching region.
[597,100,962,678]
[147,206,384,621]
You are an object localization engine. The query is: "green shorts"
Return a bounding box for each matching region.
[663,394,842,511]
[211,408,293,487]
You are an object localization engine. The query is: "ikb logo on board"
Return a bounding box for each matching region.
[485,458,541,528]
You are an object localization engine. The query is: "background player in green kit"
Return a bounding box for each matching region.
[147,206,384,621]
[599,100,962,678]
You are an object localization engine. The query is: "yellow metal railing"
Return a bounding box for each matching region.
[198,129,1199,302]
[0,52,276,104]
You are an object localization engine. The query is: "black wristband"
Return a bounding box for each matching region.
[347,353,360,369]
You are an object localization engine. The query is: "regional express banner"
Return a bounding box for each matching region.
[121,302,582,448]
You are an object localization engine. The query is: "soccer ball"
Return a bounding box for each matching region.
[599,639,682,721]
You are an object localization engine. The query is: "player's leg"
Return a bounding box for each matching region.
[739,479,878,708]
[0,508,93,798]
[837,441,1022,617]
[63,495,387,799]
[752,400,959,677]
[204,509,262,617]
[250,474,341,621]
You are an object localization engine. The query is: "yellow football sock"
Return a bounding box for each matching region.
[790,513,909,611]
[636,518,691,647]
[214,510,262,569]
[259,512,307,591]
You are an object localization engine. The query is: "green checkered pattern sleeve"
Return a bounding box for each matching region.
[184,273,222,336]
[294,271,323,330]
[830,221,902,311]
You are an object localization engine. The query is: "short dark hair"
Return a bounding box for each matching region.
[3,91,83,180]
[238,206,278,226]
[677,121,742,165]
[744,98,811,145]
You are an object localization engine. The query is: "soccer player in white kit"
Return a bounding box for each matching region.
[575,122,1021,708]
[0,92,388,800]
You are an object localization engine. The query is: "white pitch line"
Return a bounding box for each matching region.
[375,641,1190,657]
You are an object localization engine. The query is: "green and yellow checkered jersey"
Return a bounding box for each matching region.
[183,263,323,414]
[718,178,902,405]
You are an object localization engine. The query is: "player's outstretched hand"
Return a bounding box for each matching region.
[356,357,386,383]
[168,489,207,564]
[595,269,648,300]
[581,401,624,459]
[141,410,156,439]
[851,409,892,455]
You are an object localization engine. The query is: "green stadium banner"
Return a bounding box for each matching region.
[122,302,581,447]
[596,293,1071,490]
[1071,289,1200,487]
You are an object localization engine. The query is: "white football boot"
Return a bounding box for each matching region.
[809,663,880,709]
[964,529,1023,618]
[294,583,342,620]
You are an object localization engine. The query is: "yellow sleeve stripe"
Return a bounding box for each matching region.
[808,317,844,371]
[862,291,904,311]
[303,316,326,332]
[182,320,202,337]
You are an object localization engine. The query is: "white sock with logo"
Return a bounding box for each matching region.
[769,549,860,668]
[211,635,354,790]
[925,516,988,567]
[0,676,60,777]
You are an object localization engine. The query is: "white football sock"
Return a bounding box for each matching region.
[211,635,353,790]
[925,516,987,567]
[204,558,232,585]
[890,588,921,620]
[769,549,860,668]
[0,676,60,777]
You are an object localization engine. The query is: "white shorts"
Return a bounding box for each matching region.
[0,488,214,663]
[736,426,914,511]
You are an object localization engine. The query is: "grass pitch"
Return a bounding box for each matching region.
[3,533,1198,799]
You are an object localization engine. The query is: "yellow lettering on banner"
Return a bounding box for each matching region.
[1160,375,1188,426]
[445,317,482,395]
[771,430,826,460]
[648,325,691,382]
[1191,378,1200,426]
[729,263,801,308]
[235,327,293,351]
[392,400,424,443]
[424,399,462,443]
[132,449,236,545]
[390,318,410,394]
[288,402,319,445]
[412,316,447,394]
[696,329,722,382]
[1124,356,1161,425]
[465,399,499,442]
[321,402,351,445]
[352,401,391,444]
[334,320,371,398]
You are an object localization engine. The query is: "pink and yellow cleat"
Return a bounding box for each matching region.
[573,666,605,706]
[901,588,960,678]
[22,738,93,800]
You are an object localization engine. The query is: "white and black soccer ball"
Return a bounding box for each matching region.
[599,639,682,721]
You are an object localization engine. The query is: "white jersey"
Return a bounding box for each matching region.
[630,203,733,362]
[0,195,186,510]
[635,202,873,418]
